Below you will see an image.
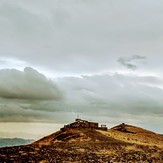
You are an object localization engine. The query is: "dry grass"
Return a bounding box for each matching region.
[95,149,117,156]
[97,126,163,148]
[1,126,163,162]
[122,144,143,152]
[77,148,85,153]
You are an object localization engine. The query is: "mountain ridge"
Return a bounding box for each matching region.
[0,138,35,147]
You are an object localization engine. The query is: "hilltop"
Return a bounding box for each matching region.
[34,128,123,146]
[0,123,163,162]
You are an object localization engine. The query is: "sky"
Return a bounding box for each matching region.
[0,0,163,139]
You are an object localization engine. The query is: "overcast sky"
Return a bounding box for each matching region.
[0,0,163,139]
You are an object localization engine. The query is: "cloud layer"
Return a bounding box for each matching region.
[0,68,163,133]
[57,73,163,116]
[0,67,63,100]
[0,0,163,75]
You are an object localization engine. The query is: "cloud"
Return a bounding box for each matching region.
[0,67,65,123]
[56,73,163,122]
[118,55,146,70]
[0,102,76,123]
[0,0,163,75]
[1,70,163,134]
[0,67,63,100]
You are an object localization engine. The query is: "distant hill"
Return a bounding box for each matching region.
[108,123,163,147]
[0,138,34,147]
[0,124,163,162]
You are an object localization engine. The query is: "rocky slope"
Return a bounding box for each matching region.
[0,124,163,162]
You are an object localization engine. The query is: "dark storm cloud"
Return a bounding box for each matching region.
[0,103,65,123]
[118,55,146,70]
[0,67,63,100]
[0,102,76,123]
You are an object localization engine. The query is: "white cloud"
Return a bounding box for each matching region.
[0,0,163,75]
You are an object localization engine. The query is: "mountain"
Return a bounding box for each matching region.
[0,124,163,162]
[0,138,34,147]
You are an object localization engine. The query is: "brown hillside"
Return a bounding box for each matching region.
[0,124,163,162]
[34,124,163,148]
[34,128,123,146]
[105,123,163,147]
